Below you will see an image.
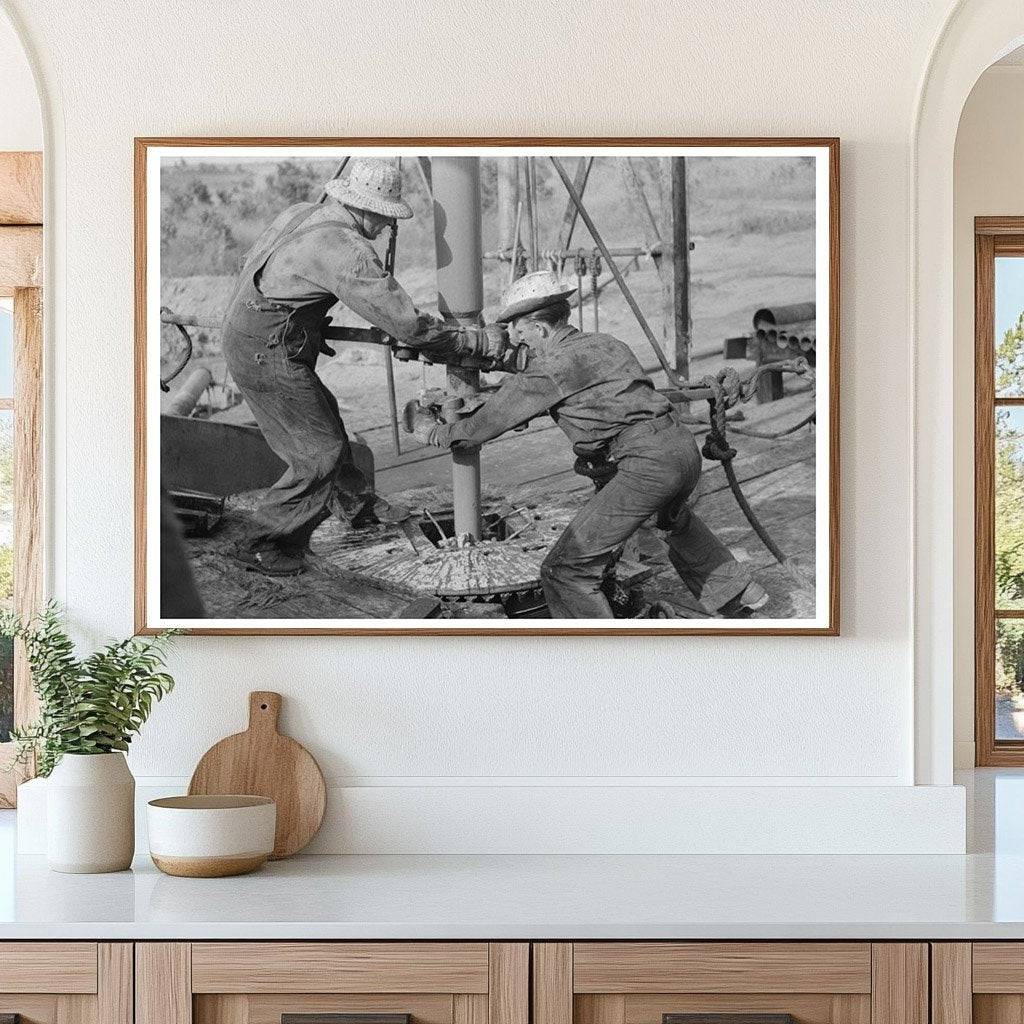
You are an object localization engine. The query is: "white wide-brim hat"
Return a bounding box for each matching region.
[496,270,576,323]
[325,158,413,220]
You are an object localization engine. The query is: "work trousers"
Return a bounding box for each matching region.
[541,424,749,618]
[222,323,373,553]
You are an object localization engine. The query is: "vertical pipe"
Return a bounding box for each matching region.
[383,351,401,455]
[508,200,524,287]
[496,158,519,253]
[671,156,692,377]
[431,156,484,539]
[575,253,584,330]
[529,157,540,269]
[382,221,402,455]
[521,157,536,270]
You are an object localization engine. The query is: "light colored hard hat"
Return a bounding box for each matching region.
[496,270,576,323]
[325,158,413,220]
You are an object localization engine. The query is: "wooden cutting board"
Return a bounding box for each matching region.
[188,691,326,859]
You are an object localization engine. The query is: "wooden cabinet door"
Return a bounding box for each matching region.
[534,944,927,1024]
[934,943,1024,1024]
[137,943,528,1024]
[0,942,132,1024]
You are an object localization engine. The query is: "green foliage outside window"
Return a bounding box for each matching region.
[996,315,1024,694]
[996,316,1024,604]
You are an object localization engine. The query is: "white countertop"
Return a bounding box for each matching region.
[1,770,1021,941]
[1,849,1023,940]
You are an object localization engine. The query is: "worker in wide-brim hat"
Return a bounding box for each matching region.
[405,270,768,619]
[221,157,451,577]
[323,158,414,220]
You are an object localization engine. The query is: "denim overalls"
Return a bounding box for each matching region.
[221,204,373,556]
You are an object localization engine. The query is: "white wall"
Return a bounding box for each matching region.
[0,0,974,852]
[952,65,1024,767]
[0,8,40,151]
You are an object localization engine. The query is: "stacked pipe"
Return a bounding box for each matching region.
[753,302,816,360]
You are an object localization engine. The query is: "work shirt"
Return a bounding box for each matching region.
[433,325,673,455]
[249,201,438,342]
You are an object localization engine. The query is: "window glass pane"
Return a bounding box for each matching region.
[997,619,1024,740]
[997,407,1024,610]
[0,303,12,399]
[0,409,11,742]
[996,256,1024,397]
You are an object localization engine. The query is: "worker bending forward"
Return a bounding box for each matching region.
[406,271,768,619]
[222,158,449,577]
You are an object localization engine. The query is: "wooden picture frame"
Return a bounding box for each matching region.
[974,216,1024,765]
[0,151,43,806]
[136,137,839,636]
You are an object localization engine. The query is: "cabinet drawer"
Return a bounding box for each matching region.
[191,943,490,993]
[0,943,130,1024]
[139,942,528,1024]
[0,942,98,993]
[572,944,872,994]
[534,944,925,1024]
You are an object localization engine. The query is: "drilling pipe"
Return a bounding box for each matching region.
[431,156,485,540]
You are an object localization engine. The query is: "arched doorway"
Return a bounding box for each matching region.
[914,0,1024,785]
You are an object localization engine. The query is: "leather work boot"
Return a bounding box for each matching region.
[719,580,770,616]
[232,543,307,577]
[349,495,412,530]
[699,562,767,616]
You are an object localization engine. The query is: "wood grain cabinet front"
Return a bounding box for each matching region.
[136,943,529,1024]
[931,943,1024,1024]
[533,944,929,1024]
[0,943,132,1024]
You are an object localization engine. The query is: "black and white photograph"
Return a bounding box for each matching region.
[137,141,837,634]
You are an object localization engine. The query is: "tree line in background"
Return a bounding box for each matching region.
[996,312,1024,692]
[160,156,816,280]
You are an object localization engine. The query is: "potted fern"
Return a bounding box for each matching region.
[2,604,177,873]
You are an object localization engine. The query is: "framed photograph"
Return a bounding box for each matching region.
[135,137,838,635]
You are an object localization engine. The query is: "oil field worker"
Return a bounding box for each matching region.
[405,271,769,619]
[222,158,451,577]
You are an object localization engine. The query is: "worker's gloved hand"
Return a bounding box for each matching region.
[473,324,510,360]
[402,400,443,446]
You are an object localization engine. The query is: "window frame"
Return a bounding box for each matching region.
[0,151,43,806]
[975,217,1024,765]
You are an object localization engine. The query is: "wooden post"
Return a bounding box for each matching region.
[671,156,692,377]
[496,158,519,253]
[621,159,675,356]
[528,157,540,269]
[556,156,594,250]
[519,157,535,269]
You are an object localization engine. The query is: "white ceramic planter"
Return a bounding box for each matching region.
[46,752,135,873]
